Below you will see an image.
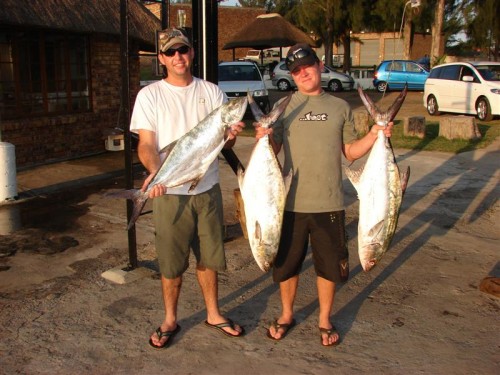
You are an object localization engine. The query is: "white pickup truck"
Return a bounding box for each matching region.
[245,49,281,66]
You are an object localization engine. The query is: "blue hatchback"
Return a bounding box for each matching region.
[373,60,430,92]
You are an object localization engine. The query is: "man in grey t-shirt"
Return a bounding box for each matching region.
[256,43,394,346]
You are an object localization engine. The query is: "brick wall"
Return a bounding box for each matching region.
[146,4,265,62]
[4,34,141,168]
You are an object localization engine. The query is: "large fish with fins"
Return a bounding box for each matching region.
[108,96,248,229]
[237,94,292,272]
[345,86,410,271]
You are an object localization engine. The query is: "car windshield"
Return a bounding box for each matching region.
[218,65,261,81]
[475,65,500,81]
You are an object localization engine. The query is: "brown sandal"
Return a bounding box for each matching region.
[266,319,296,341]
[319,325,340,347]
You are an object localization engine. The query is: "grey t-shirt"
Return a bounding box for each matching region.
[273,91,357,212]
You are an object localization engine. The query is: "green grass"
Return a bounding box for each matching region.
[390,119,500,153]
[239,118,500,154]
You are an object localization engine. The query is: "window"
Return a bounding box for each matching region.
[0,29,91,119]
[406,62,423,73]
[388,61,404,71]
[438,65,461,80]
[475,65,500,81]
[460,66,478,83]
[428,67,441,79]
[218,65,261,81]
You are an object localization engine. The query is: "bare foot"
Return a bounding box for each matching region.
[204,318,245,337]
[319,325,340,346]
[149,324,181,349]
[266,319,296,340]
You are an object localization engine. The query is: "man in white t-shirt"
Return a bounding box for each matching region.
[130,28,245,349]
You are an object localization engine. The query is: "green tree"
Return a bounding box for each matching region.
[294,0,364,72]
[466,0,499,60]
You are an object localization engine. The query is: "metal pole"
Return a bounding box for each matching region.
[198,0,244,173]
[120,0,138,269]
[161,0,169,29]
[192,2,202,79]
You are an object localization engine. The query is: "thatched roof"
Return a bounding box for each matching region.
[223,13,317,50]
[0,0,161,50]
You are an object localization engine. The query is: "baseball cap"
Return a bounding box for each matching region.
[159,28,192,53]
[286,43,319,72]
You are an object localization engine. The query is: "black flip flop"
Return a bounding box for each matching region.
[148,324,181,349]
[204,318,245,338]
[266,319,296,341]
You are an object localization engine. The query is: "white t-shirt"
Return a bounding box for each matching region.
[130,78,227,195]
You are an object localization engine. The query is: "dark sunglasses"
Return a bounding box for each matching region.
[163,45,190,57]
[285,49,313,67]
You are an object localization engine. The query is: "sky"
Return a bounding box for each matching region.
[220,0,239,6]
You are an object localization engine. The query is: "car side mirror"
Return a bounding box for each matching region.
[462,75,474,82]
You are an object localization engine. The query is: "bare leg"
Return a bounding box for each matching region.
[149,275,182,347]
[197,265,243,335]
[317,276,339,346]
[268,275,298,339]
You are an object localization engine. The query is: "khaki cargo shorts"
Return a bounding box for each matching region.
[153,184,226,279]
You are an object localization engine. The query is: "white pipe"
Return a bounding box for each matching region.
[0,142,17,201]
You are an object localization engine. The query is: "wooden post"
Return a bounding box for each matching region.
[353,111,370,136]
[403,116,426,139]
[439,117,482,140]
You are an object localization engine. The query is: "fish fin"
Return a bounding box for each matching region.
[344,165,363,192]
[248,92,265,120]
[266,94,292,128]
[105,189,140,200]
[127,191,149,230]
[386,84,408,123]
[400,166,410,195]
[254,221,262,241]
[188,177,202,193]
[237,163,245,188]
[367,220,385,238]
[283,169,293,195]
[159,139,178,158]
[251,93,292,128]
[105,189,148,230]
[357,85,382,120]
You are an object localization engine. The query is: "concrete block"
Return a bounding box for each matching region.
[101,264,156,284]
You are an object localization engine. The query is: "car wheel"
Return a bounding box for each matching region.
[426,95,440,116]
[376,81,387,93]
[277,79,291,91]
[476,97,493,122]
[328,80,342,92]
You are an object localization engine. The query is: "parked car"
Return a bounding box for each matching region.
[218,61,270,114]
[270,61,355,92]
[373,60,429,92]
[423,61,500,122]
[321,54,344,67]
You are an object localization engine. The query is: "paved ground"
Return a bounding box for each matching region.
[0,90,498,374]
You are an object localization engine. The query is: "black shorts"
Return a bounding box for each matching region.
[273,210,349,283]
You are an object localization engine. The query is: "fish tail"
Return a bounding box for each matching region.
[401,166,411,195]
[104,189,140,200]
[127,191,149,230]
[105,189,148,230]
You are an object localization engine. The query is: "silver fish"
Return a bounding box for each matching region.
[345,86,410,271]
[109,97,248,229]
[237,94,292,272]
